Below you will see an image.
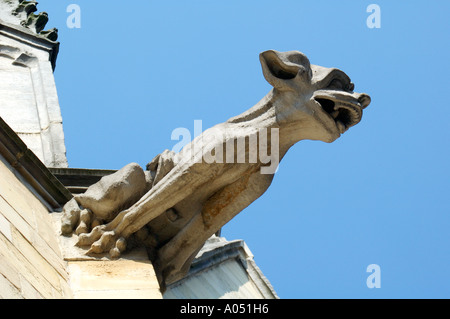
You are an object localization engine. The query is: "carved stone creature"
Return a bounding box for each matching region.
[61,50,371,285]
[2,0,58,40]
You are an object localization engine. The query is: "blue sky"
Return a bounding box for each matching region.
[39,0,449,298]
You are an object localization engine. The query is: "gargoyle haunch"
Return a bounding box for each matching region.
[61,50,371,285]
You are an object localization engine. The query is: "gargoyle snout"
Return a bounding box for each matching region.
[357,93,371,109]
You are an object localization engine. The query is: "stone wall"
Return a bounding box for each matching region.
[0,154,71,298]
[0,17,67,168]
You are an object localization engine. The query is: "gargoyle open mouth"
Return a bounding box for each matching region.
[315,97,363,134]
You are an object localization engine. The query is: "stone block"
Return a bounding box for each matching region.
[67,249,162,299]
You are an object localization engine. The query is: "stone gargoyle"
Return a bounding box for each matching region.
[60,50,371,286]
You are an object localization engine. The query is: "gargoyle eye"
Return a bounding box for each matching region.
[327,78,345,90]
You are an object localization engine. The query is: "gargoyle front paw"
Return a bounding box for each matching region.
[76,225,127,259]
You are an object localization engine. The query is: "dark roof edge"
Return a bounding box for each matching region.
[0,116,73,210]
[49,167,118,194]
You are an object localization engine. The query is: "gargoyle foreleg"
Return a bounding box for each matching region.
[157,170,274,284]
[77,161,215,257]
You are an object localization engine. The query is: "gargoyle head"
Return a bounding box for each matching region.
[260,50,371,143]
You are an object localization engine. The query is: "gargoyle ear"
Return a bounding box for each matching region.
[259,50,311,89]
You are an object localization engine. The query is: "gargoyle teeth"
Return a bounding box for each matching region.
[314,97,362,133]
[334,102,362,126]
[334,101,361,110]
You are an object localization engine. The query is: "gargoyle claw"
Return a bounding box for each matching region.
[77,225,126,259]
[86,230,116,255]
[110,237,127,259]
[76,225,105,247]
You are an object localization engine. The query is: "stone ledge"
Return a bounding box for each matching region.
[0,116,72,210]
[67,248,162,299]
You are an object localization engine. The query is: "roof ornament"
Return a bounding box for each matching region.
[2,0,58,40]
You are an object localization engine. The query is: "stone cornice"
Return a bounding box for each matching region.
[0,116,73,210]
[1,0,58,41]
[0,18,59,69]
[0,0,59,69]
